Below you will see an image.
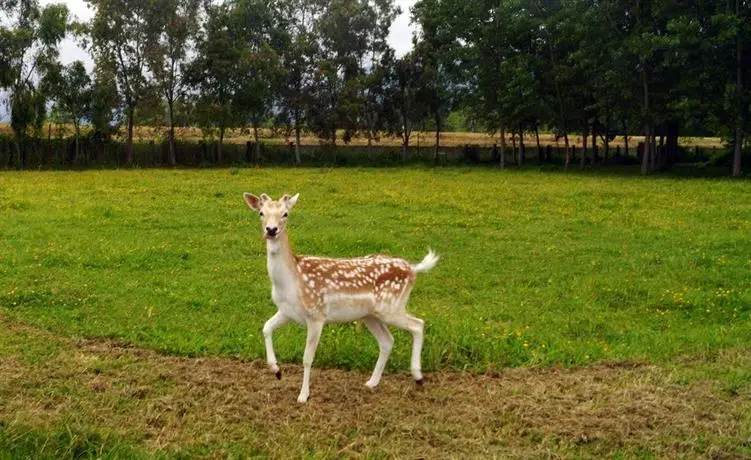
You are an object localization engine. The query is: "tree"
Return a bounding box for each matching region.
[47,60,92,163]
[229,0,286,162]
[308,0,398,147]
[1,0,68,167]
[89,60,120,140]
[276,0,323,164]
[561,0,636,167]
[382,51,425,159]
[730,0,749,177]
[87,0,153,165]
[145,0,201,166]
[412,0,459,161]
[188,2,239,161]
[462,0,509,168]
[187,0,283,162]
[356,0,400,151]
[308,0,363,146]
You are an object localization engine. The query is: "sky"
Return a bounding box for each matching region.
[1,0,418,120]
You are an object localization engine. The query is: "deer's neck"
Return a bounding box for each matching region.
[266,232,299,289]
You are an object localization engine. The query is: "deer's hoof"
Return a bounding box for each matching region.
[275,370,282,380]
[415,378,424,386]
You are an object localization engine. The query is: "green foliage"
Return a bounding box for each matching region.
[1,169,748,372]
[87,0,153,162]
[381,51,430,151]
[187,0,283,149]
[46,61,92,133]
[0,0,68,165]
[306,0,400,145]
[144,0,201,164]
[88,62,120,139]
[3,0,750,175]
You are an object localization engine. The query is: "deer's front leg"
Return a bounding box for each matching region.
[298,319,324,403]
[263,311,290,379]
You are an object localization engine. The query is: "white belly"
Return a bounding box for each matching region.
[322,292,375,323]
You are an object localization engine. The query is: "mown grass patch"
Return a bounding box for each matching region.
[0,318,749,458]
[0,167,749,372]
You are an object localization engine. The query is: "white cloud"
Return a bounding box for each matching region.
[389,0,417,57]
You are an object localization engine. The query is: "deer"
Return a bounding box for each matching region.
[243,192,439,403]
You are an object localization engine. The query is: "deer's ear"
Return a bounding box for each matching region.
[243,193,262,211]
[260,193,271,202]
[281,193,299,210]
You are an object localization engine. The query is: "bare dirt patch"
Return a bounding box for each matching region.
[0,318,748,458]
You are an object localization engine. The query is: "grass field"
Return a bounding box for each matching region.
[1,167,750,457]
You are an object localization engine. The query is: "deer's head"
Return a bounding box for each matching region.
[243,193,299,240]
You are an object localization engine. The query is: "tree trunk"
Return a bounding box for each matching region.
[640,67,651,175]
[657,132,665,169]
[499,126,506,169]
[74,121,80,164]
[603,130,610,164]
[641,124,652,174]
[294,119,302,165]
[167,102,176,166]
[733,0,743,177]
[401,119,410,163]
[47,123,52,167]
[651,130,660,171]
[591,123,597,164]
[218,126,225,164]
[534,124,542,163]
[547,35,570,171]
[13,137,22,170]
[581,126,588,169]
[126,106,135,165]
[433,113,441,164]
[518,125,525,166]
[331,126,337,164]
[666,121,679,168]
[511,132,517,166]
[253,125,260,163]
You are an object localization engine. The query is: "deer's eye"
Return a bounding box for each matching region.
[282,212,288,218]
[259,212,264,217]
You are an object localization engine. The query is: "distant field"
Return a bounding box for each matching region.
[0,122,725,149]
[1,168,749,456]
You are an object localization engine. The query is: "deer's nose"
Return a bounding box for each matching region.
[266,226,278,236]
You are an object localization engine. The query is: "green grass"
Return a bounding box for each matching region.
[0,167,749,373]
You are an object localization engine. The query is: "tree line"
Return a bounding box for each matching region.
[1,0,749,175]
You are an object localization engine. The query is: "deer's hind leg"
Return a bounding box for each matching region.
[381,313,425,385]
[362,316,394,389]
